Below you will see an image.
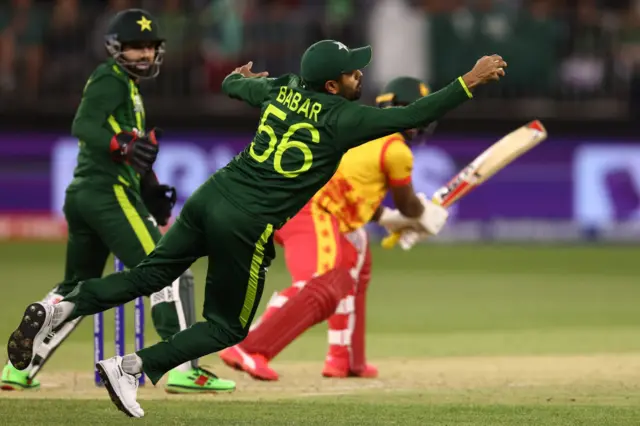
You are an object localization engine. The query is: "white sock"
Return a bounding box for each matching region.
[174,361,192,373]
[121,353,143,375]
[51,301,75,328]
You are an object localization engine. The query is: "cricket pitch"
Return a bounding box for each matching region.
[4,354,640,404]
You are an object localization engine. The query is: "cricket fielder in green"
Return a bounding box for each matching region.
[1,8,235,394]
[7,38,506,416]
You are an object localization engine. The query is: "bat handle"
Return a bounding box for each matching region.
[382,194,446,249]
[381,232,401,249]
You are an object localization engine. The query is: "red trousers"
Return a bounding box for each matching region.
[253,203,372,370]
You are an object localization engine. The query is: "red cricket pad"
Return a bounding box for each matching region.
[253,285,302,329]
[326,290,353,361]
[349,248,371,372]
[349,289,367,372]
[241,267,355,360]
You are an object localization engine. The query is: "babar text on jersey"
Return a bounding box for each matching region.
[275,86,322,122]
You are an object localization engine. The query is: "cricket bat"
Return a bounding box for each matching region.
[381,120,548,249]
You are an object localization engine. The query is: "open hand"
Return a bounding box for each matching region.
[233,61,269,78]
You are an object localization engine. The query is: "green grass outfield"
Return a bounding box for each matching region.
[1,241,639,425]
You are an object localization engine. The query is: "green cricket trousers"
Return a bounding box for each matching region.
[64,179,276,384]
[57,182,188,341]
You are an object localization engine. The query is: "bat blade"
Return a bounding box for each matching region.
[474,120,547,183]
[381,120,548,249]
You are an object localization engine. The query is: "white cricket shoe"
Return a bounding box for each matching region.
[7,302,55,371]
[96,356,144,418]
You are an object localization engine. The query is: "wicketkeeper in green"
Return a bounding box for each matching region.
[1,9,235,394]
[7,35,506,416]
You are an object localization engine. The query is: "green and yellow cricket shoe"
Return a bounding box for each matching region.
[1,363,40,391]
[164,367,236,394]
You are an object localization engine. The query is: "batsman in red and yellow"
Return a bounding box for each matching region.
[219,76,446,380]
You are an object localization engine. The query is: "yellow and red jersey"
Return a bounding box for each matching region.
[311,132,413,233]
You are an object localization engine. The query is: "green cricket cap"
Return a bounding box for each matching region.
[376,76,430,106]
[300,40,372,90]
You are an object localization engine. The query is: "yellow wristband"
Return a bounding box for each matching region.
[457,76,473,99]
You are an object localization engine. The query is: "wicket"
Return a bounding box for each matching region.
[93,257,145,386]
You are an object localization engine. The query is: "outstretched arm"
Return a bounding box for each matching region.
[222,61,272,108]
[334,55,507,150]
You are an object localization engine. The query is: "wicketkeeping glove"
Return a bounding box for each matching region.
[141,170,177,227]
[110,128,162,174]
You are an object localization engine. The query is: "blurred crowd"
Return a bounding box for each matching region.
[1,0,640,108]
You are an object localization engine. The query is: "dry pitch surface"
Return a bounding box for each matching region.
[2,354,640,425]
[3,355,640,403]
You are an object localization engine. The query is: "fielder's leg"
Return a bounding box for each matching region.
[7,193,208,417]
[95,184,234,393]
[110,193,276,383]
[2,291,85,390]
[324,228,377,378]
[152,271,235,393]
[2,189,111,390]
[90,190,274,416]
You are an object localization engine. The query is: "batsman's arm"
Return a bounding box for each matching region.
[382,140,423,218]
[222,73,274,108]
[334,77,472,150]
[371,141,448,235]
[389,184,423,218]
[71,75,126,152]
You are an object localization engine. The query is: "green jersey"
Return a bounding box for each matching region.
[67,58,147,193]
[214,72,472,228]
